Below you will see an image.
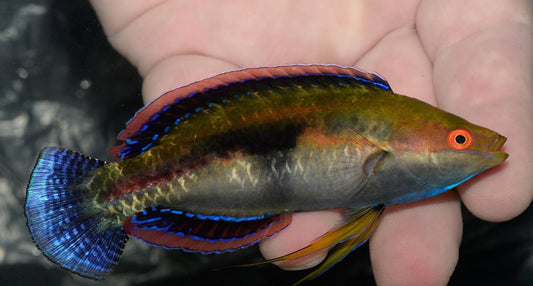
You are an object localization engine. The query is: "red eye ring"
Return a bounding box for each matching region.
[447,129,473,150]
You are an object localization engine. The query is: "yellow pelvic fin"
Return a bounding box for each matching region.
[228,205,383,285]
[290,206,383,285]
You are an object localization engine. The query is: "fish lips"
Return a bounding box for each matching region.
[486,135,508,167]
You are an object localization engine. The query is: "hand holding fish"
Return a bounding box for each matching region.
[50,1,531,285]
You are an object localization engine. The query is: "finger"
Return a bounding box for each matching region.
[354,26,434,104]
[92,1,421,80]
[90,0,164,35]
[435,26,533,221]
[258,21,433,272]
[259,210,344,270]
[142,54,237,103]
[370,192,462,286]
[417,0,533,221]
[356,26,463,285]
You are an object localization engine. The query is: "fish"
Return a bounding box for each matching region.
[24,64,507,285]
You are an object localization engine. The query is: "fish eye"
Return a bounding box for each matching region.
[447,129,472,150]
[455,134,466,144]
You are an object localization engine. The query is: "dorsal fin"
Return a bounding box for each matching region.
[110,65,391,160]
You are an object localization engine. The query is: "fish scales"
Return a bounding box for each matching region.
[102,142,375,221]
[24,65,507,283]
[92,74,393,211]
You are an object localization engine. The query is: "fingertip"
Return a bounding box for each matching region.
[459,161,533,222]
[259,210,343,271]
[459,122,533,222]
[428,14,533,223]
[370,192,462,286]
[272,252,328,271]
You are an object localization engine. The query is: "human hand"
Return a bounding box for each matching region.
[89,1,532,284]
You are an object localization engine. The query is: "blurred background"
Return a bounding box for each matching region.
[0,1,531,285]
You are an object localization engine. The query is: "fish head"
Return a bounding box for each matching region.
[387,114,508,191]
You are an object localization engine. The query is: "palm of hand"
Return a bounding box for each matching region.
[90,1,532,284]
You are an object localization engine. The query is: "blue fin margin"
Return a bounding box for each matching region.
[111,65,392,160]
[123,205,291,254]
[25,147,128,280]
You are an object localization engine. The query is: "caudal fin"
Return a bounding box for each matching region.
[25,147,128,280]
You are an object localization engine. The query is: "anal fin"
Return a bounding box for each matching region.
[123,206,291,253]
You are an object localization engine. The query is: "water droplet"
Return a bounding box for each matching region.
[16,68,28,79]
[80,79,92,90]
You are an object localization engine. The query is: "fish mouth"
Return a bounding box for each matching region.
[488,135,508,164]
[491,135,507,151]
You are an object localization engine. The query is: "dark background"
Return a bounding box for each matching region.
[0,1,531,285]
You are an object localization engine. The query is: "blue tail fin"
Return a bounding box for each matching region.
[25,147,128,280]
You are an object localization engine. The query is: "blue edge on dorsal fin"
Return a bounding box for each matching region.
[25,147,128,280]
[112,65,392,161]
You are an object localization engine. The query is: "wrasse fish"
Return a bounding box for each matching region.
[25,65,507,284]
